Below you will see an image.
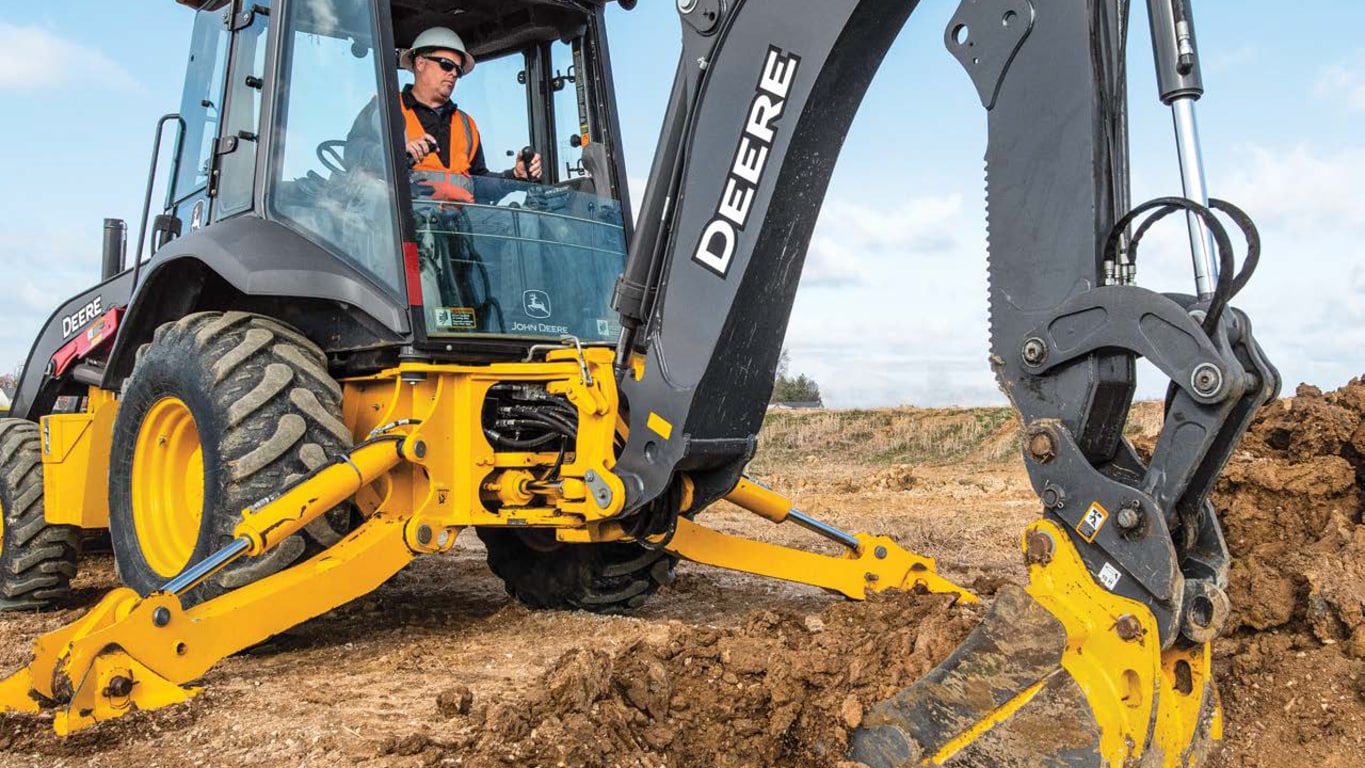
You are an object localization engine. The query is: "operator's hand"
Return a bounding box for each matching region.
[515,152,542,181]
[405,133,438,165]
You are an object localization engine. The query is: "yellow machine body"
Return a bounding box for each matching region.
[341,347,626,533]
[2,348,981,734]
[40,387,118,529]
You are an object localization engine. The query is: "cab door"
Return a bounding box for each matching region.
[212,0,272,220]
[168,7,231,232]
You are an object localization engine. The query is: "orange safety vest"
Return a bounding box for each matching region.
[401,100,480,177]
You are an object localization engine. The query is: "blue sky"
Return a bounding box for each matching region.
[1,1,1362,407]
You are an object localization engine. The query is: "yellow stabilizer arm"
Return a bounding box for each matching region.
[0,438,413,735]
[671,478,978,604]
[667,519,978,603]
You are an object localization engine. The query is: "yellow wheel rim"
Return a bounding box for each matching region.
[131,397,205,578]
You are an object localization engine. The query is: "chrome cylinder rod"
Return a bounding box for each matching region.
[1172,97,1219,297]
[161,537,251,596]
[788,509,862,551]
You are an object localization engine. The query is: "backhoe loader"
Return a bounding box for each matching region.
[0,0,1277,764]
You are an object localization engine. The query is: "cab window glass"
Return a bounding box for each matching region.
[410,44,626,344]
[215,2,269,218]
[268,0,403,294]
[551,39,586,184]
[174,11,230,202]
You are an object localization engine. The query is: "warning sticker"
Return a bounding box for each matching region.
[595,317,622,339]
[1098,562,1122,590]
[1077,501,1109,543]
[434,307,476,331]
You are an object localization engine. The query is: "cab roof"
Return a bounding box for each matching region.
[175,0,614,60]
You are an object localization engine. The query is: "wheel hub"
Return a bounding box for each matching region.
[131,397,205,578]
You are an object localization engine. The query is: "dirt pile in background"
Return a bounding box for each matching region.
[1209,379,1365,766]
[377,592,977,768]
[1213,380,1365,649]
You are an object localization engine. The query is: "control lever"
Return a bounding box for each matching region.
[515,146,540,182]
[407,137,440,168]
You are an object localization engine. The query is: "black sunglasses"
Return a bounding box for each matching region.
[422,55,463,75]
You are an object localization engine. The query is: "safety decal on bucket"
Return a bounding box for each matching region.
[1077,501,1109,543]
[435,307,476,330]
[1097,562,1122,590]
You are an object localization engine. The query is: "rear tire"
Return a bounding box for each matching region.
[0,419,80,611]
[478,528,677,613]
[108,311,352,605]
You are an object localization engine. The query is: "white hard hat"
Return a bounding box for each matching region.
[401,27,475,75]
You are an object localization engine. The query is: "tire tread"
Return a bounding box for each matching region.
[0,419,80,611]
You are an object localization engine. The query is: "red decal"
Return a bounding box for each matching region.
[403,242,424,307]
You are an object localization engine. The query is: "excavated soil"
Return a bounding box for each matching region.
[1207,380,1365,768]
[2,390,1363,766]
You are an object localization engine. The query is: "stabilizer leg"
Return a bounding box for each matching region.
[664,516,977,604]
[0,438,415,734]
[0,515,418,734]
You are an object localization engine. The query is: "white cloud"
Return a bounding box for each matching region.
[783,139,1365,408]
[802,235,866,288]
[1223,143,1365,231]
[782,192,995,407]
[817,194,965,252]
[1314,54,1365,113]
[0,23,137,91]
[0,223,106,374]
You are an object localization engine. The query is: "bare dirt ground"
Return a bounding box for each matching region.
[2,385,1363,767]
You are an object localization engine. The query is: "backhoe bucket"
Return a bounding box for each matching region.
[850,520,1221,767]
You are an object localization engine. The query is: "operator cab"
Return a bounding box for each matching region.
[167,0,632,355]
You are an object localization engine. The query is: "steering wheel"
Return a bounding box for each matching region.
[316,140,349,176]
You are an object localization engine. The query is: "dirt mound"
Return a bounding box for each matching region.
[1208,379,1365,766]
[377,592,977,768]
[1213,381,1365,651]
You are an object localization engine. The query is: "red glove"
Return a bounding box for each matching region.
[430,181,474,203]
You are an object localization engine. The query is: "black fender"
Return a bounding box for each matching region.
[9,272,137,420]
[11,216,409,420]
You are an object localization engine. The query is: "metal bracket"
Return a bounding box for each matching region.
[1024,420,1183,643]
[1018,286,1238,406]
[678,0,724,35]
[232,4,270,32]
[584,470,614,510]
[215,130,257,157]
[945,0,1035,109]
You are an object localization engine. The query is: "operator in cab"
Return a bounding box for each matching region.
[345,27,542,202]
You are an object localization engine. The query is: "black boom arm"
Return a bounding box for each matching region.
[613,0,1276,649]
[613,0,922,509]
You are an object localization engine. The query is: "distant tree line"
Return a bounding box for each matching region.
[771,349,823,406]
